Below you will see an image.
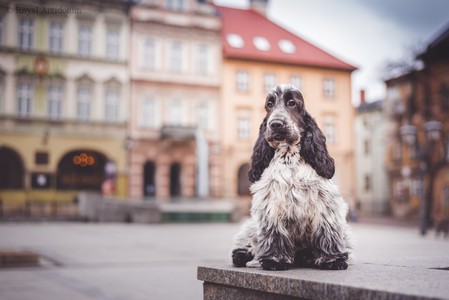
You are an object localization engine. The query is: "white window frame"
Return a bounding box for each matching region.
[237,117,250,140]
[49,21,64,54]
[290,75,302,90]
[323,115,336,144]
[77,85,91,121]
[196,102,209,130]
[17,82,32,117]
[169,41,183,73]
[263,73,276,93]
[141,96,157,128]
[168,98,183,126]
[105,88,119,122]
[142,38,156,69]
[78,24,92,57]
[236,70,249,92]
[196,44,209,75]
[106,28,119,60]
[323,78,335,98]
[48,84,62,119]
[167,0,185,11]
[19,18,34,50]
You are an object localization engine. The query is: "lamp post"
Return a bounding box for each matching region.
[400,120,444,235]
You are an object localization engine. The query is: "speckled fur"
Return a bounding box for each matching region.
[232,84,352,271]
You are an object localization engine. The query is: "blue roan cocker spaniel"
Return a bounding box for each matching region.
[232,84,352,271]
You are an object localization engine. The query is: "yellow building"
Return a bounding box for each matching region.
[0,0,130,210]
[217,4,357,209]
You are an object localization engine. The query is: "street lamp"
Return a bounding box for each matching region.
[399,120,444,235]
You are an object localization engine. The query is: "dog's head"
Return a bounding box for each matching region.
[248,84,335,182]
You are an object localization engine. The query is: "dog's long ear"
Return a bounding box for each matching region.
[300,111,335,179]
[248,117,275,183]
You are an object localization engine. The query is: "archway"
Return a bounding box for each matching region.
[143,161,156,197]
[56,150,107,191]
[0,146,25,189]
[237,163,251,196]
[170,162,182,197]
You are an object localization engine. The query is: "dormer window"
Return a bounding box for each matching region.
[253,36,270,51]
[227,33,244,48]
[279,39,295,54]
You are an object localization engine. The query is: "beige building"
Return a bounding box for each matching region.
[128,0,222,200]
[217,3,357,208]
[0,0,130,207]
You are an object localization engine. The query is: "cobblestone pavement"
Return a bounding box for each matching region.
[0,221,448,300]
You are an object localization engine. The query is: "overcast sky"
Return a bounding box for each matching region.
[214,0,449,105]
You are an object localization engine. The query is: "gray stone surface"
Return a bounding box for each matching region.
[0,221,448,299]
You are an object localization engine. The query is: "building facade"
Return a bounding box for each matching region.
[385,23,449,227]
[0,0,130,207]
[355,93,390,216]
[217,3,357,210]
[128,0,222,200]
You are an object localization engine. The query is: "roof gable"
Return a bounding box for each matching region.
[217,6,357,71]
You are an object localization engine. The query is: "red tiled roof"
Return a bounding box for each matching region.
[217,6,357,71]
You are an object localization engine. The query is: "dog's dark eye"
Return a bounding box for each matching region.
[266,101,274,109]
[287,100,296,107]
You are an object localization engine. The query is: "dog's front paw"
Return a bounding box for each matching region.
[232,248,254,267]
[260,258,291,271]
[319,260,348,270]
[318,253,348,270]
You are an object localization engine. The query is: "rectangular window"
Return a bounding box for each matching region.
[323,78,335,98]
[19,18,33,50]
[35,152,49,165]
[106,28,119,60]
[48,85,62,119]
[167,0,185,11]
[236,70,249,92]
[323,115,336,144]
[238,117,250,140]
[78,24,92,57]
[263,73,276,93]
[105,89,119,122]
[364,139,370,155]
[364,174,371,192]
[196,44,209,75]
[169,99,184,126]
[196,102,208,130]
[142,38,156,69]
[169,41,183,73]
[49,21,63,54]
[77,86,91,120]
[142,97,157,128]
[17,82,32,117]
[290,75,302,90]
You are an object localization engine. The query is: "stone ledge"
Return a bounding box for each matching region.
[197,264,449,300]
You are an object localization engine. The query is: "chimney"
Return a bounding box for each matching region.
[360,89,366,105]
[250,0,268,16]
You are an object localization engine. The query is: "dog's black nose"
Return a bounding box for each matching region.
[269,119,285,131]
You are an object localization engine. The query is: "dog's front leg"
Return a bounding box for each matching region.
[254,219,295,271]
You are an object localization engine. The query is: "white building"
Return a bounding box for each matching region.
[355,93,391,215]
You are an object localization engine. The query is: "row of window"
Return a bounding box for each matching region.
[15,82,121,122]
[235,70,336,97]
[236,112,336,143]
[141,38,212,75]
[139,97,211,130]
[0,16,121,60]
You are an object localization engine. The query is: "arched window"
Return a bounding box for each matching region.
[56,149,107,191]
[143,161,156,197]
[169,162,182,197]
[0,146,25,189]
[237,163,251,196]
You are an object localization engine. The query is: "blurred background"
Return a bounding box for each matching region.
[1,0,449,232]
